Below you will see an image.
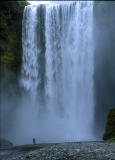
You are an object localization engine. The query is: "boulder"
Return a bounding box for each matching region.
[0,138,13,147]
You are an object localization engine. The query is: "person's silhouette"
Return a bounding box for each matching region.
[33,138,36,144]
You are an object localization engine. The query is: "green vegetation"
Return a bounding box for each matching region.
[103,109,115,141]
[0,1,29,96]
[0,1,29,72]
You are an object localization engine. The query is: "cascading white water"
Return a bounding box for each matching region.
[21,1,95,143]
[21,5,39,99]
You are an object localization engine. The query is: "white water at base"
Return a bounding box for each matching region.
[20,1,95,143]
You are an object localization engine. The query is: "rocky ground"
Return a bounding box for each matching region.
[0,141,115,160]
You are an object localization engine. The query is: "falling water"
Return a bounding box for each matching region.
[21,1,95,143]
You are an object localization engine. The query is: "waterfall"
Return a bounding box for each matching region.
[21,1,95,143]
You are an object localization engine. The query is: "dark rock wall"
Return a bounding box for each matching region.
[93,2,115,138]
[0,1,29,72]
[0,1,29,96]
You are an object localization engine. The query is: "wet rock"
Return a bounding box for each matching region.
[0,142,115,160]
[0,138,13,147]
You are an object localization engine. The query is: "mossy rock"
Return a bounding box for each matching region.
[0,138,13,147]
[103,108,115,141]
[0,1,29,73]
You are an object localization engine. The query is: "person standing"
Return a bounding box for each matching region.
[33,138,36,145]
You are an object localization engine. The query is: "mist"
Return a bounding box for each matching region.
[0,2,115,145]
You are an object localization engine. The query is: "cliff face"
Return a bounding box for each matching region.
[0,1,28,72]
[93,2,115,138]
[0,1,29,98]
